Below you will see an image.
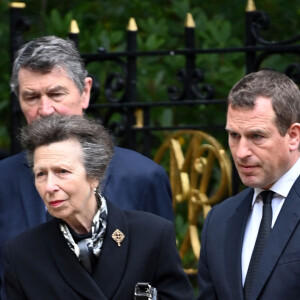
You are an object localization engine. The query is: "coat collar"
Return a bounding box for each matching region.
[92,200,129,298]
[48,200,129,299]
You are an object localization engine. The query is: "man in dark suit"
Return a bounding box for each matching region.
[0,36,173,295]
[197,70,300,299]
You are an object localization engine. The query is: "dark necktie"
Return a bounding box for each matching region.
[244,190,274,299]
[78,240,92,273]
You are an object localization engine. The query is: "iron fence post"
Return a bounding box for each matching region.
[68,19,79,48]
[9,2,29,154]
[245,0,257,74]
[125,18,138,150]
[185,13,196,100]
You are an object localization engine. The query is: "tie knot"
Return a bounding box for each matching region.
[260,190,274,204]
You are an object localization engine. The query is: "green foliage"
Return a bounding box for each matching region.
[1,0,299,152]
[0,1,11,148]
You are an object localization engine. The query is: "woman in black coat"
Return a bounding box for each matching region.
[3,114,195,300]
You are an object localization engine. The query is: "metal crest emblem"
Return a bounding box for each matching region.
[112,229,125,247]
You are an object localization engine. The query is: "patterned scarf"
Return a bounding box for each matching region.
[59,193,108,259]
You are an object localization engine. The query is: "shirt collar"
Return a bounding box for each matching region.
[252,156,300,207]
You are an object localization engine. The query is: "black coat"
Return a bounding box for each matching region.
[4,201,194,300]
[0,147,174,297]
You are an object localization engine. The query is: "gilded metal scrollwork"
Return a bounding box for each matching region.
[154,130,232,274]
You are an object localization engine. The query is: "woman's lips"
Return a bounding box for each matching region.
[49,200,65,207]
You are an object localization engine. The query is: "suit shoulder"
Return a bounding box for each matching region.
[0,152,30,185]
[113,147,161,170]
[0,151,27,168]
[212,187,253,212]
[123,209,173,231]
[7,221,54,249]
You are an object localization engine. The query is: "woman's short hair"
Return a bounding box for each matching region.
[20,114,114,185]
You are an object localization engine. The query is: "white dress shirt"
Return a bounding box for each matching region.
[241,157,300,285]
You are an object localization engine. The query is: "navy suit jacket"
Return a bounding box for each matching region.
[197,175,300,300]
[0,147,173,296]
[4,201,194,300]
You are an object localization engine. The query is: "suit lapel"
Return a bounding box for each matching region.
[225,189,253,299]
[251,177,300,299]
[92,201,129,298]
[18,152,46,227]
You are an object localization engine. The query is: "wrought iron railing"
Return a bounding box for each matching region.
[8,0,300,196]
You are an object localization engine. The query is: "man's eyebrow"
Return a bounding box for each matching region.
[247,128,268,136]
[225,127,233,132]
[47,85,68,92]
[225,127,268,136]
[21,90,39,97]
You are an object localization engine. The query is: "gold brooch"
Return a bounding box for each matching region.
[112,229,125,247]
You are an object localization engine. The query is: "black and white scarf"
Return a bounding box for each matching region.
[59,193,108,259]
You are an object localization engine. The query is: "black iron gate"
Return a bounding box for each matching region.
[8,1,300,195]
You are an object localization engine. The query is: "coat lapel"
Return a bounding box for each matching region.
[92,201,129,298]
[48,201,129,299]
[48,220,108,300]
[251,177,300,299]
[225,189,253,299]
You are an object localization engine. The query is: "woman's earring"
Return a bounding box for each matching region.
[93,187,98,195]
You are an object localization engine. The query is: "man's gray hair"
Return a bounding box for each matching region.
[11,35,87,96]
[20,114,114,185]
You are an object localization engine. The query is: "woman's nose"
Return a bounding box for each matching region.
[45,174,59,193]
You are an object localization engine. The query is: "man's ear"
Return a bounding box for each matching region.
[81,77,93,110]
[288,122,300,151]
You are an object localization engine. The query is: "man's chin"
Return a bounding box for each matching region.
[240,176,261,188]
